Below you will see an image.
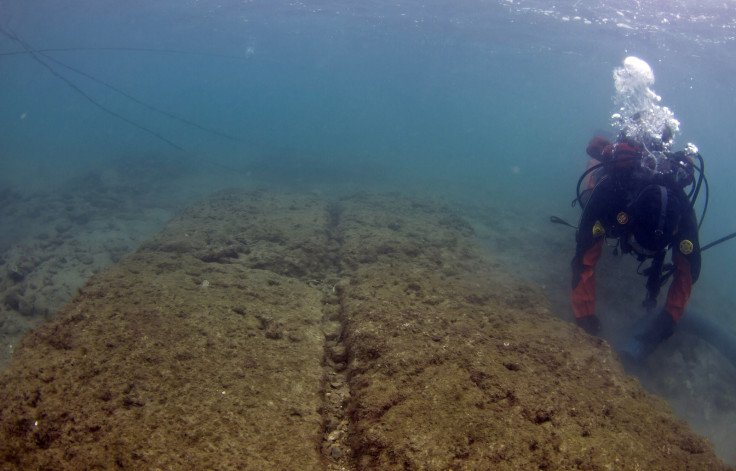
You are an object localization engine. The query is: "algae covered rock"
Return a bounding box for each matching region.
[0,190,730,470]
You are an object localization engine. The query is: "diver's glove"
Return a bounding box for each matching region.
[620,310,676,364]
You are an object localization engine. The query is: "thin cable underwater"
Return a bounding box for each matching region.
[0,29,255,151]
[0,46,254,61]
[0,27,186,151]
[40,53,243,143]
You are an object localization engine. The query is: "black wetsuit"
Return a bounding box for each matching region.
[571,173,701,322]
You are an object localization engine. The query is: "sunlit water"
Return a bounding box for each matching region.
[2,0,736,464]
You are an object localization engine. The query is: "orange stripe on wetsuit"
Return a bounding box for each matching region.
[571,238,603,319]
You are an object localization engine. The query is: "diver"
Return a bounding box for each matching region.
[570,132,702,364]
[554,57,736,367]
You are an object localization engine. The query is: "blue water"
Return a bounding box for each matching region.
[2,0,736,462]
[6,0,734,286]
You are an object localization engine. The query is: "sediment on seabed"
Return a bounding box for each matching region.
[0,190,732,470]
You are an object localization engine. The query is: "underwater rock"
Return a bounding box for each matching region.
[0,190,730,470]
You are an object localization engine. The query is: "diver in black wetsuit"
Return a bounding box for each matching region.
[571,135,702,362]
